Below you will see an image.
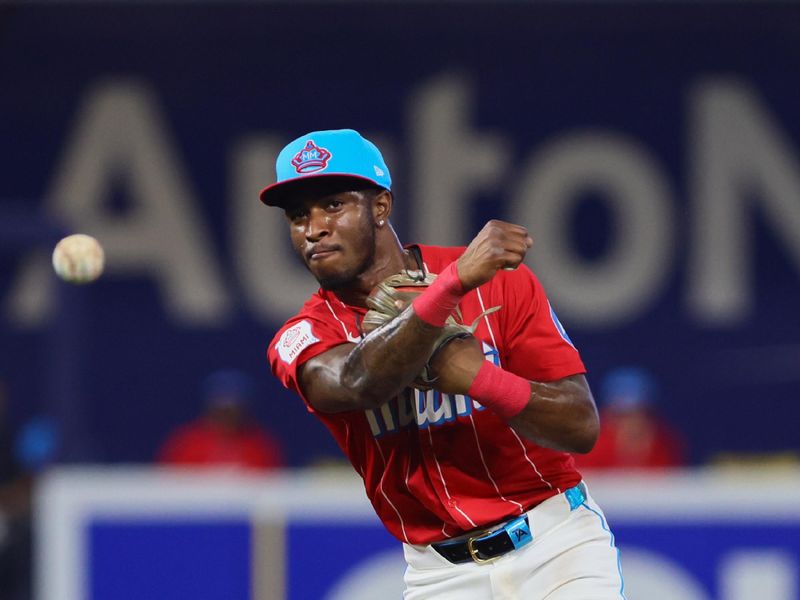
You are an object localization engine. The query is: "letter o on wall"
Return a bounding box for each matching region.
[509,132,675,328]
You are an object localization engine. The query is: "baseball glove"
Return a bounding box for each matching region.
[362,269,499,390]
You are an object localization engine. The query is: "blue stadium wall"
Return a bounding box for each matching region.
[1,2,799,465]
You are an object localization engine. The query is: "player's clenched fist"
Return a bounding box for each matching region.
[456,220,533,290]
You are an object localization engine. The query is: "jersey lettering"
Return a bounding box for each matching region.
[365,389,486,437]
[365,342,498,438]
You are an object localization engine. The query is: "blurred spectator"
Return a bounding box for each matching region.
[157,369,285,470]
[0,381,59,600]
[576,367,687,470]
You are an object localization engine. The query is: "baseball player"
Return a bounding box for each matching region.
[262,129,625,599]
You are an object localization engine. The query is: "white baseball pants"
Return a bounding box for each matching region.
[402,485,625,600]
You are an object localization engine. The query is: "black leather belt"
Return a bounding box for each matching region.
[432,516,530,564]
[431,482,587,564]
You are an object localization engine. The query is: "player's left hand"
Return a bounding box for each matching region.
[426,335,485,396]
[362,270,484,390]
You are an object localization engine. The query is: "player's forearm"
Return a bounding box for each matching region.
[427,338,599,451]
[341,261,469,409]
[465,364,598,452]
[507,376,599,453]
[340,309,443,409]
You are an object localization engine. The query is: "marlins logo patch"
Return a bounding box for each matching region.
[291,140,332,174]
[276,320,320,364]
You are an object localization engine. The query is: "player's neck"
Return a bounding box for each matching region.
[330,227,412,308]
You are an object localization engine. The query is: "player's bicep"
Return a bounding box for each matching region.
[296,342,360,413]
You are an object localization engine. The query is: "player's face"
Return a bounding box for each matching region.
[284,190,376,290]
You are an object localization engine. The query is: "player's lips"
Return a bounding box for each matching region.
[307,245,341,261]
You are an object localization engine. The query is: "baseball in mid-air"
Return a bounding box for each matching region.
[52,234,105,284]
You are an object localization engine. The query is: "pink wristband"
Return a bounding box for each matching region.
[467,361,530,420]
[412,261,465,327]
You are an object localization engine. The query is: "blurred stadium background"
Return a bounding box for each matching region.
[1,1,799,598]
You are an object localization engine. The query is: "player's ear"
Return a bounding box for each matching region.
[372,189,393,227]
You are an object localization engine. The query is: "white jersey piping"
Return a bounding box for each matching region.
[323,299,361,342]
[324,299,349,337]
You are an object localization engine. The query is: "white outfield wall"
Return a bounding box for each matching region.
[35,467,800,600]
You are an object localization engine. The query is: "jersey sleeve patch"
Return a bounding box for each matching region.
[548,301,576,349]
[275,319,320,365]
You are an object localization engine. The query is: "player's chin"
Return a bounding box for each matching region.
[313,266,356,291]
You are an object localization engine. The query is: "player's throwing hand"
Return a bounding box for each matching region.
[456,220,533,290]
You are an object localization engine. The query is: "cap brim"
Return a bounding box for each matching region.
[259,173,385,207]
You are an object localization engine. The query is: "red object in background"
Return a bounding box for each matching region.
[575,366,687,470]
[157,419,284,470]
[576,409,686,470]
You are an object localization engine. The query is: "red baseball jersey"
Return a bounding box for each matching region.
[268,245,586,545]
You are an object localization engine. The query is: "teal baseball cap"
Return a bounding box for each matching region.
[259,129,392,207]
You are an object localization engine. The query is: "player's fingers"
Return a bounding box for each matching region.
[500,249,526,270]
[486,218,528,234]
[501,227,530,244]
[504,237,531,259]
[482,220,530,248]
[498,224,532,247]
[501,233,533,269]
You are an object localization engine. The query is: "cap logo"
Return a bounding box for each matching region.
[291,140,332,174]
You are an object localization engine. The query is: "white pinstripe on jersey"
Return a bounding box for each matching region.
[467,413,525,514]
[425,427,478,528]
[373,437,410,543]
[476,287,557,492]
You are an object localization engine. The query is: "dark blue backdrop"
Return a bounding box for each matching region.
[1,2,799,465]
